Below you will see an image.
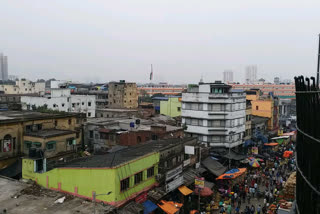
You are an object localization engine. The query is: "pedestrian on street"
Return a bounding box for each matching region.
[227,204,232,214]
[250,205,255,214]
[257,205,261,214]
[235,205,240,214]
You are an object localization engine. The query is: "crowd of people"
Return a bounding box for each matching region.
[215,141,296,214]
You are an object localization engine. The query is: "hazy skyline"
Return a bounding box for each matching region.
[1,1,320,84]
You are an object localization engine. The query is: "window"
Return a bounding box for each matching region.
[62,103,65,107]
[88,102,91,106]
[68,119,72,125]
[3,135,12,152]
[67,138,74,146]
[177,107,181,112]
[89,130,94,138]
[55,120,58,126]
[24,141,32,149]
[120,178,130,192]
[147,167,155,178]
[36,124,42,131]
[208,120,225,127]
[72,103,75,107]
[134,171,143,185]
[33,142,42,148]
[46,142,56,151]
[77,103,80,106]
[137,136,142,143]
[256,106,259,110]
[152,135,158,140]
[26,125,32,132]
[76,132,80,138]
[88,112,91,117]
[82,102,84,105]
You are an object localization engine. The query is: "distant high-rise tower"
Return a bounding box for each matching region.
[223,70,234,83]
[274,77,280,85]
[245,65,257,84]
[0,54,8,81]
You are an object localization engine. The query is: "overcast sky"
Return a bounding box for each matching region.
[1,1,320,84]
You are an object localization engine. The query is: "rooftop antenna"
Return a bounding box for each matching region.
[317,34,320,88]
[199,74,204,84]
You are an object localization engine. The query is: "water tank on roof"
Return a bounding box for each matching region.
[130,122,135,128]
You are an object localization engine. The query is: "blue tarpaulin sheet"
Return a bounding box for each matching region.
[225,169,239,174]
[143,200,158,214]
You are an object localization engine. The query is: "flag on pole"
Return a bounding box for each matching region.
[150,64,153,80]
[150,71,153,80]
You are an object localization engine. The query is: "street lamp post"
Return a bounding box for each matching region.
[93,191,112,214]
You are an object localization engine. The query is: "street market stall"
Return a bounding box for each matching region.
[157,200,183,214]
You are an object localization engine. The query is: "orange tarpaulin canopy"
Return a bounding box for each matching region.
[178,185,193,196]
[264,142,278,146]
[216,168,247,180]
[157,200,183,214]
[283,151,293,158]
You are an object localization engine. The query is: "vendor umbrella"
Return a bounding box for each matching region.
[249,159,260,167]
[194,187,213,197]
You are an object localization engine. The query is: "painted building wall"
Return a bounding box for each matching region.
[108,82,138,109]
[23,133,77,158]
[22,152,159,207]
[0,79,45,94]
[0,116,82,169]
[245,107,252,140]
[21,95,96,118]
[251,100,273,118]
[160,98,182,117]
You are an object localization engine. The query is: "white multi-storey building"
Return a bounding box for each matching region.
[182,81,246,148]
[245,65,257,84]
[223,70,234,83]
[21,89,96,117]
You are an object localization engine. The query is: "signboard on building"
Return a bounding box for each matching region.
[166,175,184,193]
[166,165,183,181]
[183,159,191,167]
[195,177,204,189]
[185,146,195,155]
[252,147,258,155]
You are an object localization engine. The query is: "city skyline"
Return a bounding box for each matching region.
[1,1,320,84]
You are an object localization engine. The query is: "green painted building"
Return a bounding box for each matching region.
[22,145,160,207]
[160,97,182,117]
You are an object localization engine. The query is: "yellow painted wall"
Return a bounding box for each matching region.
[0,115,82,164]
[22,152,159,206]
[23,133,77,158]
[251,100,273,118]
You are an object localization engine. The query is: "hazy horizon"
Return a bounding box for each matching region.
[1,1,320,84]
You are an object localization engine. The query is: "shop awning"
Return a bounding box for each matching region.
[216,168,247,180]
[178,185,193,196]
[264,142,278,146]
[143,200,158,214]
[202,157,227,177]
[157,200,183,214]
[222,150,246,161]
